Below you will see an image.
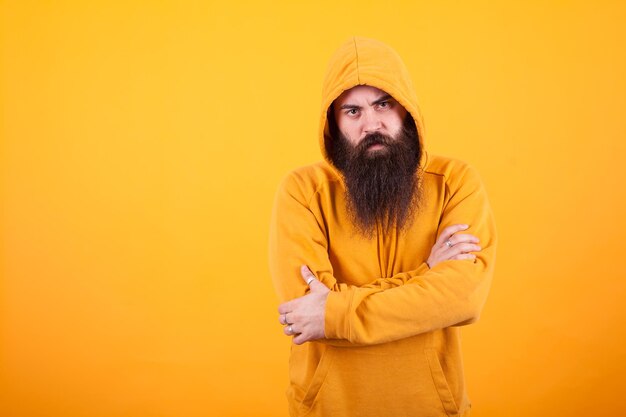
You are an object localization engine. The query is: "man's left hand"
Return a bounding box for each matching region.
[278,265,330,345]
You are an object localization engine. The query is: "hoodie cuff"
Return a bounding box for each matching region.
[412,261,431,275]
[324,290,354,340]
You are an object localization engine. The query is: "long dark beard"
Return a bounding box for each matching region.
[328,115,422,236]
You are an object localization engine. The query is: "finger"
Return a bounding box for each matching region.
[445,242,481,255]
[278,301,295,315]
[450,253,477,261]
[278,313,291,325]
[300,265,317,286]
[436,224,469,245]
[292,333,308,345]
[447,233,480,246]
[285,312,294,325]
[283,324,300,336]
[301,265,327,292]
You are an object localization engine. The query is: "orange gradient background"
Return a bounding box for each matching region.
[2,1,625,416]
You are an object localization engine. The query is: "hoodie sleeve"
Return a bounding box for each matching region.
[269,164,497,346]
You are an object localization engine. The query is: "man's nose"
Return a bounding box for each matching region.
[362,111,383,134]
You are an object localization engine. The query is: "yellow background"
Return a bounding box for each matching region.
[2,1,625,416]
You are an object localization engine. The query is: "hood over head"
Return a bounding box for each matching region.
[319,36,427,171]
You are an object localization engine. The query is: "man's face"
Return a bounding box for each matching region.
[332,85,408,154]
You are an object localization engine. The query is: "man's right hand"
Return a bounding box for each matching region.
[426,224,481,268]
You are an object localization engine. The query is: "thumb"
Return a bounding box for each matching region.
[300,265,321,289]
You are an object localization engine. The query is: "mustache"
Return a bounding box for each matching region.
[355,132,394,153]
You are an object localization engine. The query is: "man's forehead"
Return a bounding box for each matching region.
[334,85,392,105]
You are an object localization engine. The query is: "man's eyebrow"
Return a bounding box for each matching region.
[339,94,394,110]
[371,94,393,105]
[339,103,361,110]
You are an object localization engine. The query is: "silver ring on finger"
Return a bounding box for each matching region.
[445,240,454,248]
[287,325,293,334]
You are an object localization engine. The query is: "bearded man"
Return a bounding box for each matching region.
[269,37,497,417]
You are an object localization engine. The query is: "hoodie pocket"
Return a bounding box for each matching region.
[298,347,335,412]
[301,342,455,417]
[426,348,460,417]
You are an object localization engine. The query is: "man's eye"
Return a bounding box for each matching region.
[347,109,358,115]
[378,101,389,108]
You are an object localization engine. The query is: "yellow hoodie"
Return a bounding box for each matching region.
[269,37,497,417]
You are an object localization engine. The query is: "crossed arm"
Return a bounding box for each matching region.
[278,224,482,345]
